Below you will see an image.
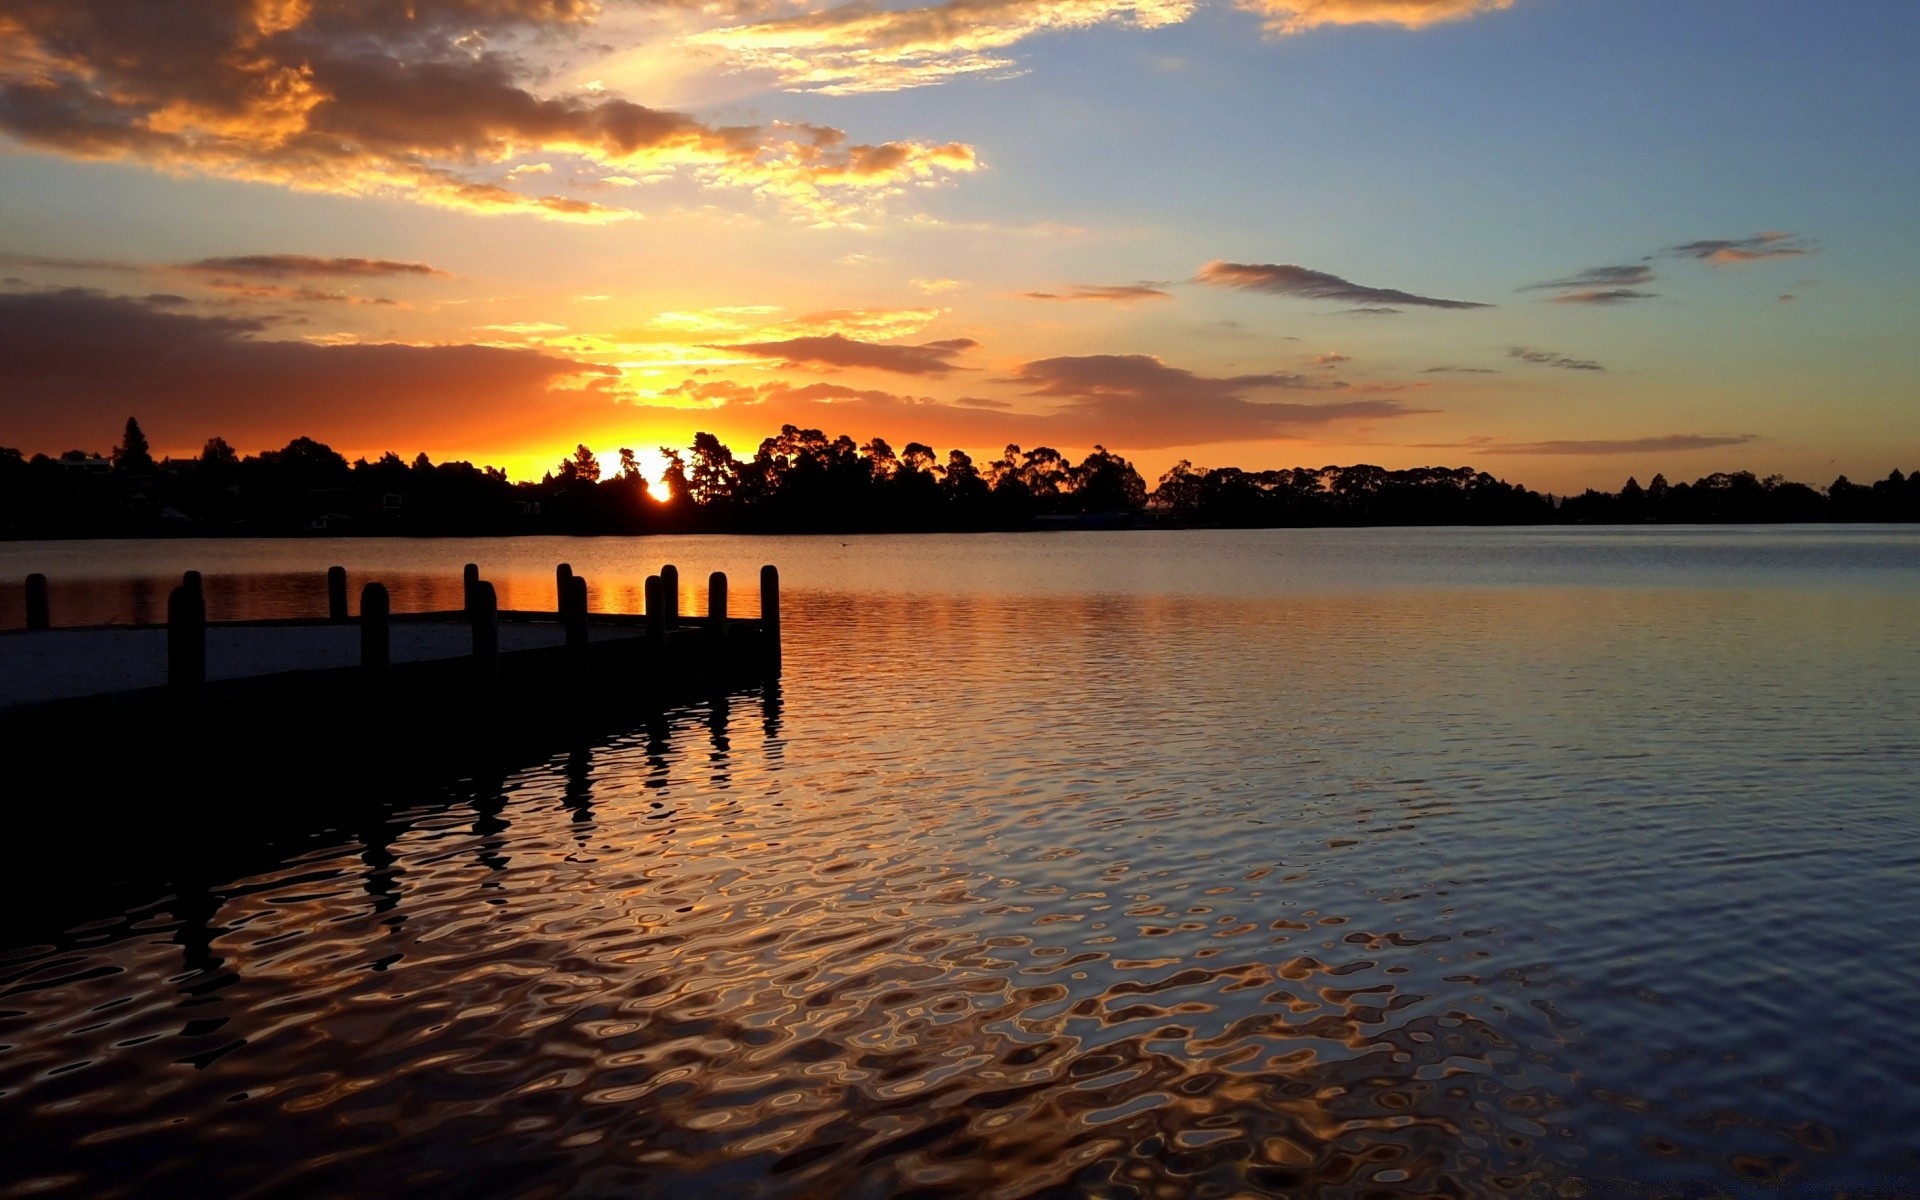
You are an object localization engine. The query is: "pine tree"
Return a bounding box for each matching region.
[113,417,154,473]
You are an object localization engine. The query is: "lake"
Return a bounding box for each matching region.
[2,527,1918,1198]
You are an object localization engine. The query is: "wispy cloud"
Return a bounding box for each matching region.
[690,0,1195,94]
[1422,434,1758,456]
[1197,261,1491,309]
[1509,346,1604,371]
[1549,288,1658,305]
[651,349,1424,448]
[182,255,447,279]
[1666,232,1816,266]
[1241,0,1518,35]
[1018,284,1172,304]
[1522,264,1656,292]
[715,333,980,375]
[1421,365,1497,374]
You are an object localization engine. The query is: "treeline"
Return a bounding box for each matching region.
[1,418,1915,538]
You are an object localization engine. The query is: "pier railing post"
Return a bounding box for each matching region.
[645,574,665,658]
[660,564,680,629]
[327,565,348,622]
[167,583,206,692]
[564,574,589,650]
[24,573,49,630]
[708,571,728,651]
[760,564,781,679]
[463,563,480,617]
[557,563,573,616]
[360,582,390,678]
[471,580,499,685]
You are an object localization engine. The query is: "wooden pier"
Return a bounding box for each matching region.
[0,562,782,803]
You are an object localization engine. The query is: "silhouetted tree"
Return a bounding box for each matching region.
[113,417,153,474]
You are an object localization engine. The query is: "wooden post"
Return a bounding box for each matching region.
[360,582,390,676]
[556,563,573,615]
[24,574,49,631]
[471,580,499,683]
[564,574,589,650]
[167,583,206,691]
[760,564,781,679]
[327,565,348,622]
[660,564,679,628]
[182,570,203,597]
[463,563,480,616]
[645,574,665,653]
[708,571,728,649]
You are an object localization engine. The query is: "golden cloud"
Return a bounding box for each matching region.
[690,0,1194,94]
[1242,0,1517,35]
[0,2,976,220]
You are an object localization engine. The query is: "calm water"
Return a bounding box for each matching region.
[2,528,1918,1199]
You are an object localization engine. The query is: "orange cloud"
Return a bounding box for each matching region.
[0,288,619,458]
[0,2,976,220]
[1242,0,1518,35]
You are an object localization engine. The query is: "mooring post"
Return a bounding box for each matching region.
[360,582,391,677]
[167,583,206,691]
[24,573,49,631]
[556,563,573,615]
[708,571,729,650]
[564,574,589,650]
[645,573,666,656]
[327,565,349,622]
[462,562,480,617]
[660,565,680,628]
[471,580,499,683]
[760,564,781,679]
[182,570,203,597]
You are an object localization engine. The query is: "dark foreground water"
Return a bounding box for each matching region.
[2,528,1918,1199]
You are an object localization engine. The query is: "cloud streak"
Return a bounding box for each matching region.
[1018,284,1172,304]
[182,255,447,279]
[1196,261,1491,309]
[1241,0,1519,35]
[1667,232,1816,265]
[715,333,981,376]
[1422,434,1758,456]
[1509,346,1603,371]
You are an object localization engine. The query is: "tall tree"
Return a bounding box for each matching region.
[113,417,153,473]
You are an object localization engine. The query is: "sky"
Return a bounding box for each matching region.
[1,0,1916,491]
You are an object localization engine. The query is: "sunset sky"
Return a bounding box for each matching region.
[2,0,1915,491]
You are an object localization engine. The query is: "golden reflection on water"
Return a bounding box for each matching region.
[2,532,1920,1197]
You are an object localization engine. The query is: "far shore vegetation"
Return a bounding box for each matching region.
[3,418,1916,538]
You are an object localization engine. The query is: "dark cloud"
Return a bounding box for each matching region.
[0,252,141,273]
[1196,261,1491,310]
[1420,434,1758,456]
[1665,232,1816,265]
[1521,264,1655,292]
[647,351,1426,450]
[1017,284,1172,304]
[716,333,980,376]
[182,255,447,279]
[1509,346,1604,371]
[1421,365,1498,374]
[1341,306,1402,316]
[0,1,974,220]
[1549,288,1658,305]
[0,288,616,456]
